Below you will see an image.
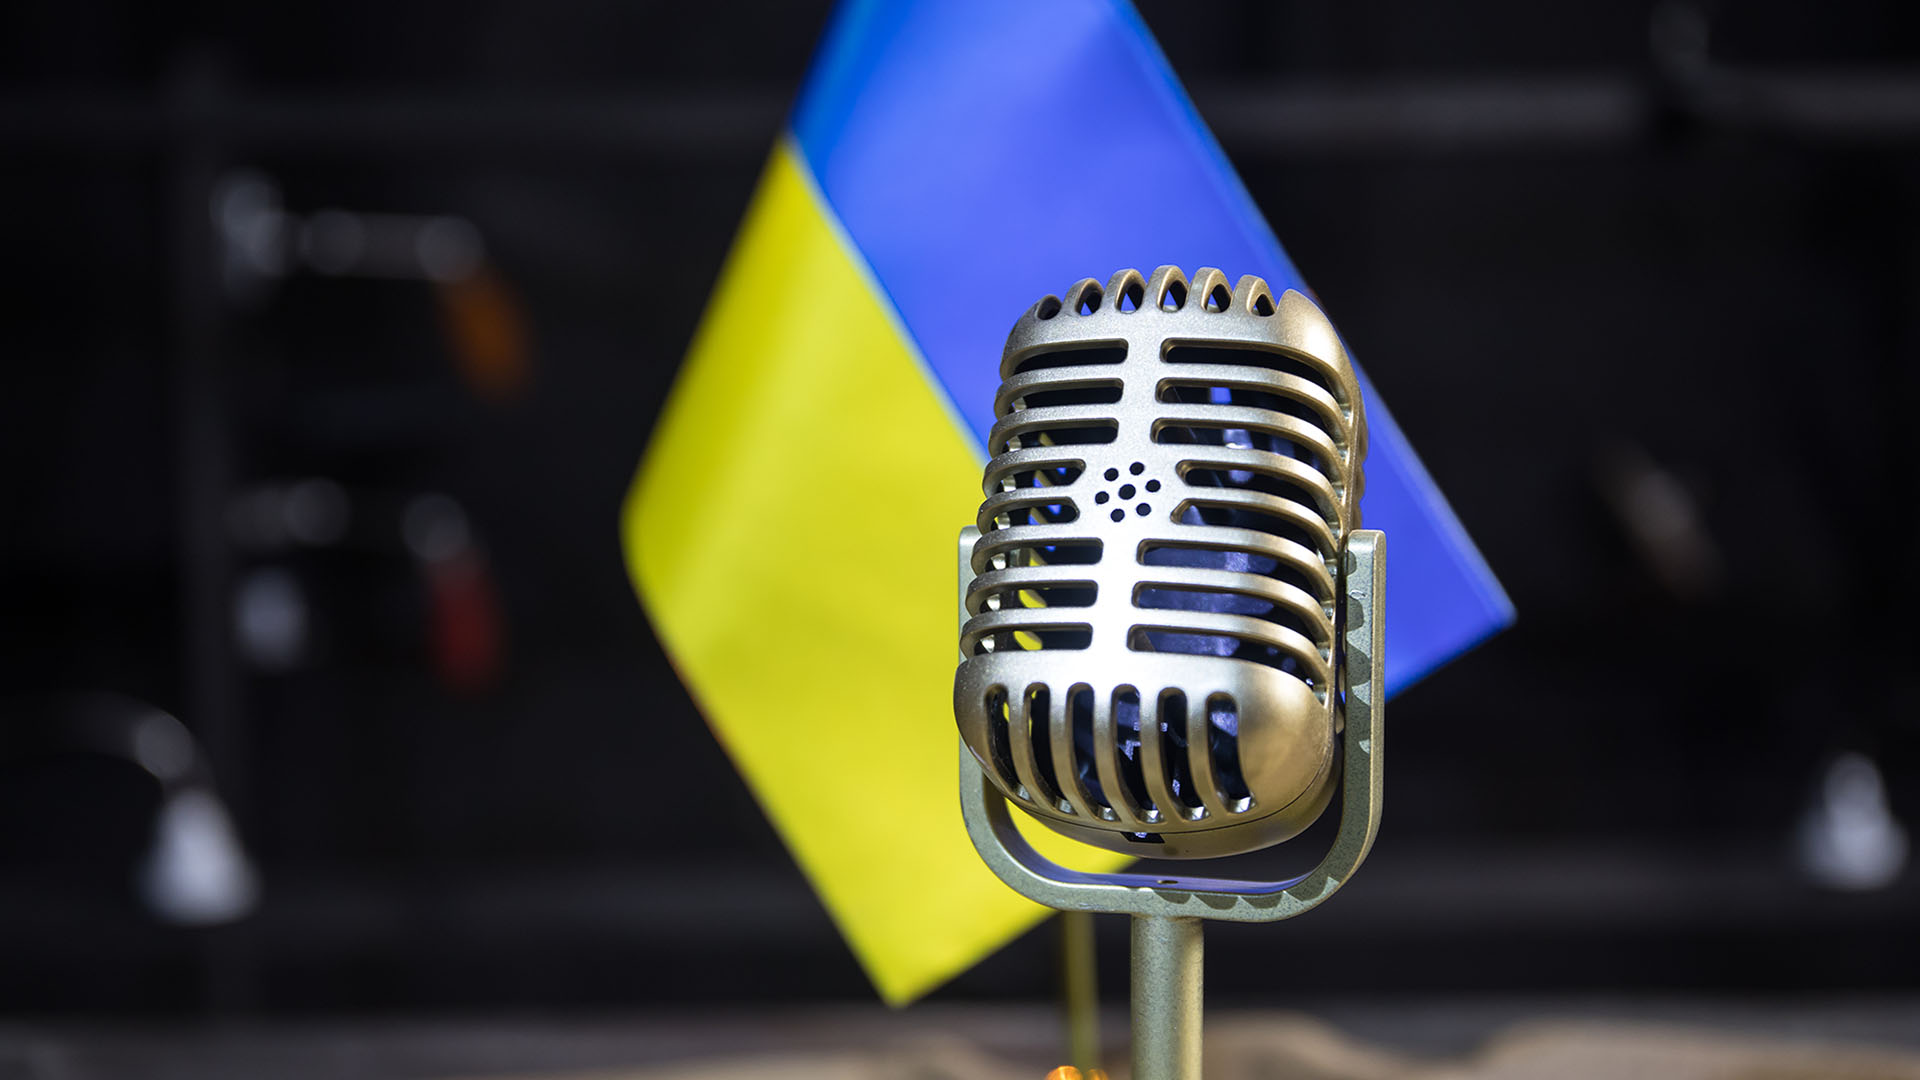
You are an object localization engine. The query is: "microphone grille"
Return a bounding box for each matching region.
[954,267,1368,858]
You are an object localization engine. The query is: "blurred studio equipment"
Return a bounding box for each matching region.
[227,478,505,695]
[213,168,530,400]
[213,170,517,696]
[0,694,258,926]
[954,268,1381,1080]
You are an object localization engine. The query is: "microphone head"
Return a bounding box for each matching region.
[954,267,1368,860]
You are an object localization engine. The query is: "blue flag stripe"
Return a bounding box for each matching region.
[791,0,1512,691]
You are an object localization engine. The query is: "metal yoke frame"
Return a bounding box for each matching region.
[957,525,1386,1080]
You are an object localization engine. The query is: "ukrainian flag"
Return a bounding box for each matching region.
[623,0,1513,1004]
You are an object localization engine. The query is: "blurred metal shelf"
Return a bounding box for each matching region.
[11,68,1920,161]
[0,91,786,157]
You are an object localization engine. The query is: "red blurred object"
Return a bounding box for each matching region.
[425,548,504,694]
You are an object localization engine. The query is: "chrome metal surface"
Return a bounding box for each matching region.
[954,267,1369,859]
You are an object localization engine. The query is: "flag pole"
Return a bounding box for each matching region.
[1059,909,1101,1074]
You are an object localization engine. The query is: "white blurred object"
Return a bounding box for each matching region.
[282,477,350,546]
[130,710,194,785]
[301,208,482,281]
[213,167,486,298]
[212,169,291,301]
[234,566,309,670]
[1797,752,1909,891]
[414,215,485,282]
[227,478,353,551]
[139,787,261,926]
[402,492,472,564]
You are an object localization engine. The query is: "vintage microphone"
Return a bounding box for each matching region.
[953,266,1385,1080]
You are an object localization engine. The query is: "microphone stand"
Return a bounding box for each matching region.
[1130,912,1204,1077]
[957,527,1386,1080]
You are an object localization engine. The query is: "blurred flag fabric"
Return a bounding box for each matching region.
[622,0,1514,1004]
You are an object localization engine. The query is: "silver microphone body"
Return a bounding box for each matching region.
[954,266,1368,860]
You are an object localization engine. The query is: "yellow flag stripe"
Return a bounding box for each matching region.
[621,140,1128,1005]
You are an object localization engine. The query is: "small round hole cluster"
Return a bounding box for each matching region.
[1092,461,1162,522]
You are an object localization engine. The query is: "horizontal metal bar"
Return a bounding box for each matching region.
[10,67,1920,159]
[0,93,786,157]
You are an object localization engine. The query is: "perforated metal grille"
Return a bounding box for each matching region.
[955,267,1366,845]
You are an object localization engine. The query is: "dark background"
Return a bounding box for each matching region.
[3,0,1919,1018]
